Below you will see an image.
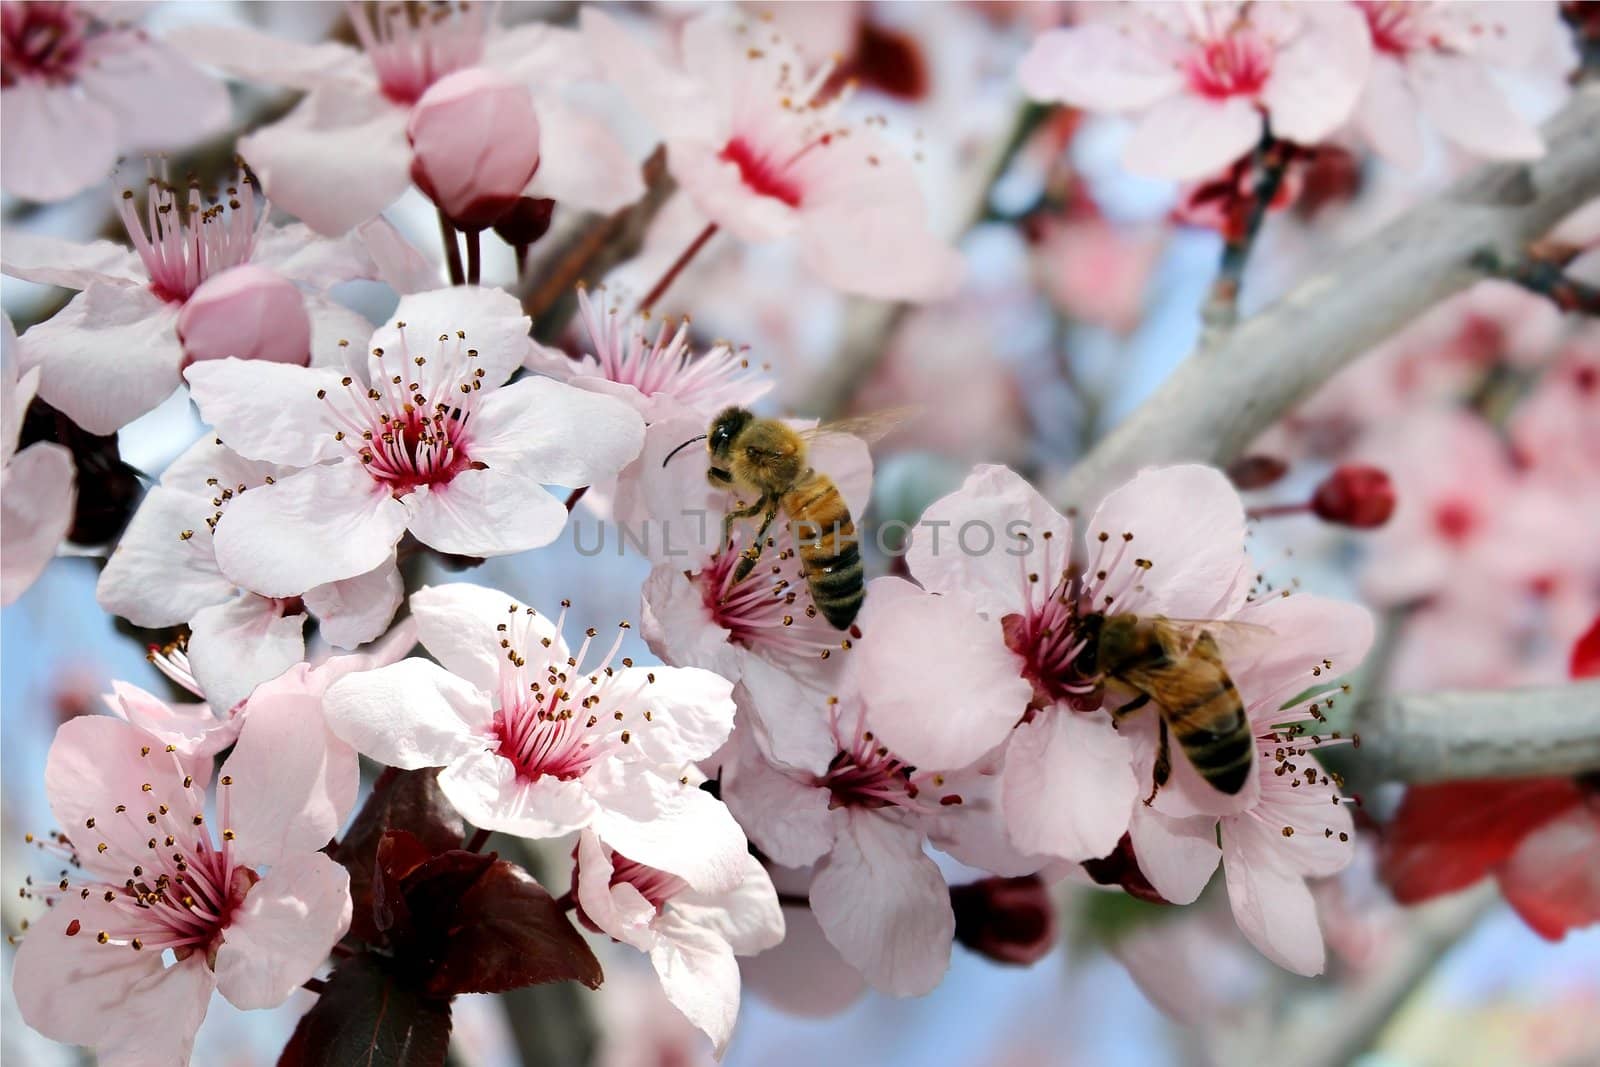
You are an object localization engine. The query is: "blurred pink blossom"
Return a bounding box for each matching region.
[407,68,542,229]
[1,313,74,605]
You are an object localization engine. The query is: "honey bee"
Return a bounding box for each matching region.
[1078,613,1266,802]
[664,406,910,629]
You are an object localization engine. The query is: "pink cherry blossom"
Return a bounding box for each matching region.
[323,583,749,893]
[1352,1,1558,168]
[176,264,313,369]
[407,67,542,229]
[581,9,963,301]
[0,1,229,201]
[718,581,1031,996]
[573,829,783,1054]
[1120,590,1373,975]
[529,287,773,425]
[633,414,872,774]
[1019,2,1371,181]
[865,464,1257,864]
[97,435,405,711]
[1033,206,1165,334]
[2,169,414,434]
[183,287,644,596]
[13,700,355,1062]
[169,6,643,235]
[1,313,75,605]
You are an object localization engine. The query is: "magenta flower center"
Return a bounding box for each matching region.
[608,853,688,910]
[34,751,255,961]
[1431,497,1479,544]
[719,137,806,208]
[575,289,766,410]
[351,0,486,106]
[0,1,87,87]
[695,533,853,662]
[821,702,961,813]
[317,328,490,497]
[1183,28,1274,100]
[488,604,645,783]
[118,171,263,304]
[1357,1,1422,56]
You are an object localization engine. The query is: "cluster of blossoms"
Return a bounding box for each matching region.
[2,2,1596,1065]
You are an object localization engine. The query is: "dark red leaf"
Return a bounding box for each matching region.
[1378,778,1584,903]
[278,956,451,1067]
[336,768,465,944]
[426,859,603,996]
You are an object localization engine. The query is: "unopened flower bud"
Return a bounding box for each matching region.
[1311,464,1396,529]
[950,875,1057,966]
[1227,454,1290,491]
[408,68,541,230]
[176,265,310,369]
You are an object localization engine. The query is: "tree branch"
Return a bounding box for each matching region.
[1055,85,1600,510]
[1355,681,1600,782]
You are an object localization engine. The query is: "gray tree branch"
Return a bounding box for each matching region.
[1055,84,1600,511]
[1355,681,1600,782]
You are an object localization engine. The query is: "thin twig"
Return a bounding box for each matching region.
[637,221,719,315]
[465,827,490,853]
[465,228,482,287]
[1053,85,1600,511]
[1201,135,1292,336]
[438,211,465,287]
[1472,247,1600,314]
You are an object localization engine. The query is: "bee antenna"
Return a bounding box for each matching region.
[662,434,707,467]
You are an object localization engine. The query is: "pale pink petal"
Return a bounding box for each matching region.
[575,830,659,951]
[221,672,362,868]
[905,463,1071,615]
[1354,55,1424,170]
[604,664,735,767]
[640,565,746,691]
[252,221,386,290]
[526,96,646,214]
[105,680,231,761]
[77,31,230,148]
[165,23,360,92]
[1017,24,1182,112]
[855,585,1030,772]
[25,284,182,434]
[735,656,841,776]
[13,894,214,1063]
[1259,3,1370,145]
[719,726,835,868]
[183,358,348,467]
[95,485,233,624]
[1229,593,1374,721]
[438,750,599,837]
[211,461,410,596]
[238,89,412,236]
[0,80,118,201]
[471,375,645,487]
[1,442,74,605]
[1221,817,1327,976]
[1002,710,1138,862]
[0,229,144,288]
[404,466,568,557]
[213,852,352,1009]
[187,596,307,713]
[810,810,953,996]
[670,851,785,956]
[323,658,492,770]
[670,138,802,244]
[410,582,562,694]
[740,874,867,1016]
[591,767,749,893]
[1409,50,1544,161]
[303,556,404,648]
[1085,464,1250,619]
[650,910,742,1055]
[927,770,1048,878]
[1127,805,1221,905]
[1250,775,1355,879]
[1123,95,1262,182]
[578,9,722,144]
[368,286,531,389]
[352,218,440,295]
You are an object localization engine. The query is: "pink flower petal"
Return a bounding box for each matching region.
[471,375,646,487]
[0,80,118,201]
[1410,50,1543,161]
[77,31,230,149]
[1128,805,1222,905]
[186,596,307,712]
[1123,94,1262,182]
[1221,814,1328,976]
[26,284,182,434]
[184,358,350,468]
[303,557,404,649]
[591,767,750,893]
[1001,710,1138,862]
[1,441,74,605]
[323,657,492,770]
[1018,23,1182,113]
[649,910,742,1055]
[213,852,352,1010]
[403,466,569,557]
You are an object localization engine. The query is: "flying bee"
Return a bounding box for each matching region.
[663,406,911,630]
[1077,613,1269,803]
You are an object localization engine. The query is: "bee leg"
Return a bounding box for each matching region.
[719,498,767,552]
[1145,718,1171,806]
[1110,693,1152,720]
[730,501,782,586]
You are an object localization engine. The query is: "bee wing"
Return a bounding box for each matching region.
[799,406,922,447]
[1154,618,1275,660]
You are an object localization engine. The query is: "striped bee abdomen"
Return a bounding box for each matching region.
[785,474,864,630]
[1171,681,1253,794]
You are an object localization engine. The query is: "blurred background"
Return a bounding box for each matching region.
[4,3,1599,1065]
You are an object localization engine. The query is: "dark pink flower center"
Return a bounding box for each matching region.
[1357,1,1422,56]
[1,1,87,87]
[820,701,961,813]
[1432,497,1478,544]
[695,533,853,662]
[351,1,486,106]
[118,171,262,304]
[1183,28,1273,100]
[609,853,687,910]
[720,137,806,208]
